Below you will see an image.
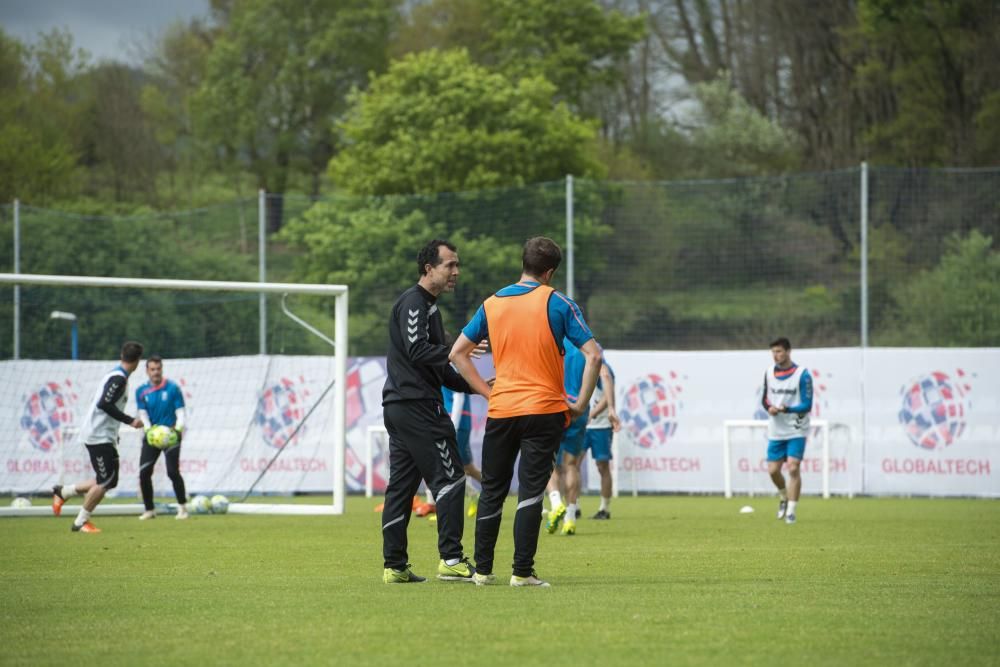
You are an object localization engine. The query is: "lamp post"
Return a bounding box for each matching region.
[50,311,78,360]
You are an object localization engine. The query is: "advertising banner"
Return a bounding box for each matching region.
[2,348,996,497]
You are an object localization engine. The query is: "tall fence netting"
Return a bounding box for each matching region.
[0,166,997,360]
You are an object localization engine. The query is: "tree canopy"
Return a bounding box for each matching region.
[329,48,603,196]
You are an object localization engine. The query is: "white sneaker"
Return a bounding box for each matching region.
[138,510,156,521]
[473,573,497,586]
[785,513,797,525]
[510,572,551,587]
[176,505,189,520]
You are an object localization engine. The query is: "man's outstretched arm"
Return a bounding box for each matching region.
[449,334,492,399]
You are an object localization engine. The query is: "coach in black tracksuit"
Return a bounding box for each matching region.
[381,239,480,580]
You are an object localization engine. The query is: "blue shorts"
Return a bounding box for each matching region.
[767,437,807,462]
[456,425,473,466]
[584,428,613,462]
[558,413,588,460]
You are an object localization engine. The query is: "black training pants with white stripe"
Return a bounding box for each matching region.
[381,400,466,570]
[474,412,566,578]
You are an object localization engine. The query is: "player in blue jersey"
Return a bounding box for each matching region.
[450,237,601,587]
[762,338,813,525]
[545,339,588,535]
[546,341,617,534]
[442,386,482,516]
[135,356,189,520]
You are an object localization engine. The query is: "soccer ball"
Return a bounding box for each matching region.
[10,497,31,509]
[190,495,211,514]
[210,494,230,514]
[146,425,177,449]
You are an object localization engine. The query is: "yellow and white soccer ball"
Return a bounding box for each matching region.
[10,497,31,509]
[210,494,230,514]
[146,425,178,449]
[190,495,211,514]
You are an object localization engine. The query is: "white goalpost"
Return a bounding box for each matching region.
[722,419,830,500]
[0,272,349,517]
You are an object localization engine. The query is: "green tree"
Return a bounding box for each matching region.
[279,199,519,354]
[0,29,85,204]
[193,0,399,230]
[330,48,602,195]
[140,18,218,205]
[854,0,1000,166]
[78,63,164,203]
[396,0,644,110]
[884,230,1000,345]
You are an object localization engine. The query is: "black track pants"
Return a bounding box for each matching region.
[474,412,566,578]
[381,400,466,570]
[138,438,187,511]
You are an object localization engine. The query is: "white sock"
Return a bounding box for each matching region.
[599,496,610,512]
[779,488,788,501]
[788,500,798,515]
[566,503,578,522]
[426,488,435,504]
[445,557,460,566]
[74,508,91,527]
[549,490,562,509]
[62,484,78,499]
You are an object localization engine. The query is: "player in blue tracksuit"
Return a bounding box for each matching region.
[762,337,813,525]
[545,339,613,535]
[135,355,188,520]
[442,386,482,516]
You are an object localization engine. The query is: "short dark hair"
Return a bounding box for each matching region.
[769,337,791,350]
[522,237,562,277]
[417,239,457,276]
[121,341,144,363]
[146,355,163,367]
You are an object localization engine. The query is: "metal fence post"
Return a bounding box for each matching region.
[860,162,869,348]
[565,175,574,299]
[859,161,869,494]
[13,198,19,360]
[258,189,267,355]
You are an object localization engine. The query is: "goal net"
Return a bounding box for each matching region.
[0,273,348,515]
[722,419,833,499]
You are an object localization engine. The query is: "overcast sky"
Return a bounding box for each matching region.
[1,0,211,64]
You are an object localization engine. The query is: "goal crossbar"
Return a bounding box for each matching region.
[0,272,350,515]
[722,419,830,500]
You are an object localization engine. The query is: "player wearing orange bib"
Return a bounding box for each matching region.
[450,237,601,587]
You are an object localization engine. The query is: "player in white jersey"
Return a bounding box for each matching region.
[584,362,620,519]
[761,337,813,525]
[52,341,145,533]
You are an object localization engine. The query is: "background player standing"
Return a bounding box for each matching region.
[762,337,813,525]
[136,355,188,520]
[584,360,620,519]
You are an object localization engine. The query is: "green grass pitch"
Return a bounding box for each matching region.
[2,496,998,666]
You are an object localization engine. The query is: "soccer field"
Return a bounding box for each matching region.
[2,496,998,666]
